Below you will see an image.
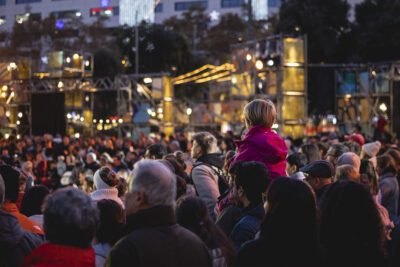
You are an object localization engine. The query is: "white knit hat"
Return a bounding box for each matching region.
[93,168,111,190]
[362,141,381,158]
[92,168,124,208]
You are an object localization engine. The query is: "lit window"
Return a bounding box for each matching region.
[15,13,41,24]
[0,16,5,26]
[90,7,119,17]
[221,0,244,8]
[175,1,208,11]
[50,10,81,19]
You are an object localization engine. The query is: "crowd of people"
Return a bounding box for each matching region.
[0,98,400,266]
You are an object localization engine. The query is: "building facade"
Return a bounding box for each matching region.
[0,0,121,31]
[0,0,363,32]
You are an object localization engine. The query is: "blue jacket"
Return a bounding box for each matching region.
[229,203,265,249]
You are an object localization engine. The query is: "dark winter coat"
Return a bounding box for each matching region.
[107,206,211,267]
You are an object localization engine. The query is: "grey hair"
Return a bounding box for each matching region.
[130,160,176,207]
[0,174,4,205]
[337,152,361,173]
[43,188,99,248]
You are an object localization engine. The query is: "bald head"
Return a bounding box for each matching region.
[130,160,176,207]
[337,152,361,174]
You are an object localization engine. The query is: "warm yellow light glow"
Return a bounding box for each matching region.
[285,62,301,67]
[144,77,153,84]
[255,60,264,70]
[379,103,388,112]
[246,54,252,61]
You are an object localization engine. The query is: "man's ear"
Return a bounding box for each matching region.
[135,191,145,205]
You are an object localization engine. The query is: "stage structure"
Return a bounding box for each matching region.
[0,73,172,138]
[231,35,308,138]
[335,62,400,137]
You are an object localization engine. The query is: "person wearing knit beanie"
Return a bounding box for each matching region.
[91,167,124,208]
[361,142,382,159]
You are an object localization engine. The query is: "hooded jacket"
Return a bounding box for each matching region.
[232,126,287,180]
[0,210,43,267]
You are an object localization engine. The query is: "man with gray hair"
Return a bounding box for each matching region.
[337,152,361,176]
[107,160,211,266]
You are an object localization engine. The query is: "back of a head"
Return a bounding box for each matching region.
[287,152,308,171]
[327,144,349,159]
[261,177,317,264]
[96,199,124,245]
[234,161,270,203]
[243,98,276,129]
[301,144,321,164]
[385,149,400,174]
[191,132,219,157]
[320,180,385,266]
[176,196,211,242]
[176,196,236,264]
[145,144,167,159]
[376,154,397,175]
[360,159,378,196]
[361,141,381,159]
[337,152,361,173]
[44,188,99,248]
[20,185,50,217]
[343,141,361,155]
[94,167,119,190]
[0,165,20,203]
[335,164,360,183]
[130,160,176,207]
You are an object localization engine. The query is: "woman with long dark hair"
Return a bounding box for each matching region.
[236,177,319,267]
[320,180,386,267]
[176,196,236,266]
[300,144,321,164]
[377,154,399,222]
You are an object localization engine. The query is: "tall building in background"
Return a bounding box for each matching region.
[119,0,157,26]
[0,0,363,32]
[253,0,268,20]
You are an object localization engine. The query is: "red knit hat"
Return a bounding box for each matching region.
[350,134,365,146]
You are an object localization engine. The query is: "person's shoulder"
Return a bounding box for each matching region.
[236,239,266,265]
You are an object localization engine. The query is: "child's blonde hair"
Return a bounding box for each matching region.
[243,99,276,129]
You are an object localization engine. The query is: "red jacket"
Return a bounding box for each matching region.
[232,125,288,180]
[21,243,95,267]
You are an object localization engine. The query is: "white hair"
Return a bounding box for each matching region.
[130,160,176,207]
